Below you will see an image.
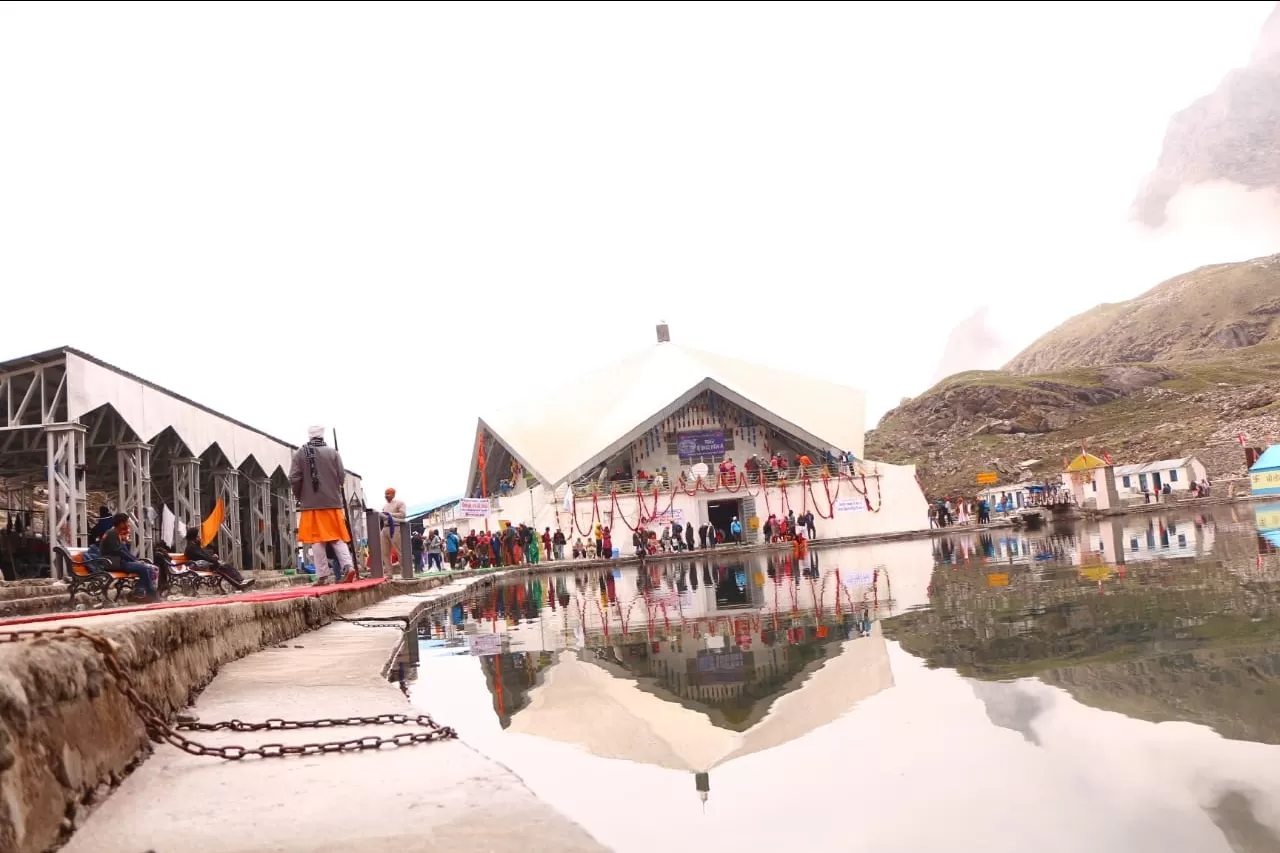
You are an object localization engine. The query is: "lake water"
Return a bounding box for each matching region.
[409,504,1280,853]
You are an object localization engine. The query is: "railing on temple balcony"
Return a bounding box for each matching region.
[567,464,875,498]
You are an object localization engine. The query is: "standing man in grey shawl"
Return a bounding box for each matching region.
[289,425,354,586]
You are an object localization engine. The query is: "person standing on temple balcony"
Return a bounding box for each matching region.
[730,517,743,544]
[289,426,354,586]
[379,488,407,574]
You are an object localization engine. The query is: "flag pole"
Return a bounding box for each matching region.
[333,428,364,583]
[478,432,490,534]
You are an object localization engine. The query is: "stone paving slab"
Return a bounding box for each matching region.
[61,582,605,853]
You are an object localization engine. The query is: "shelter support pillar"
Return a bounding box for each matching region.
[274,486,295,569]
[350,496,367,546]
[212,469,242,569]
[171,456,201,534]
[116,441,153,557]
[400,521,414,580]
[365,508,383,579]
[45,423,87,577]
[248,478,272,571]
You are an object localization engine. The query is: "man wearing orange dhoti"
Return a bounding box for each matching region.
[289,425,354,586]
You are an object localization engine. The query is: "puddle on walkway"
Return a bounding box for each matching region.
[411,505,1280,853]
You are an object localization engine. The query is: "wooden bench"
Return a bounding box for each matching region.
[55,546,143,607]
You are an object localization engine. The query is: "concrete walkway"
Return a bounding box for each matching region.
[63,578,605,853]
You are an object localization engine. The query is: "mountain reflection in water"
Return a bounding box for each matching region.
[411,506,1280,853]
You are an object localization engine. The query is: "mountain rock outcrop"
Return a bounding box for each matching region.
[1133,3,1280,228]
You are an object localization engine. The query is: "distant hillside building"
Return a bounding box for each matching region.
[1250,446,1280,496]
[460,330,930,542]
[1114,457,1208,497]
[1063,453,1121,511]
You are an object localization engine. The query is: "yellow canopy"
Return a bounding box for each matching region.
[1065,453,1107,472]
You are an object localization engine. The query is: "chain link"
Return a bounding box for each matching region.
[0,624,455,760]
[318,597,409,630]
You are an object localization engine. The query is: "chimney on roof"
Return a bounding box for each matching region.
[656,322,670,343]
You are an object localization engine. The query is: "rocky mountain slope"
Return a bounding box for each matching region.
[1005,253,1280,375]
[867,336,1280,498]
[1132,3,1280,228]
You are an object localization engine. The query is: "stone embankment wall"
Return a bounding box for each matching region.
[0,579,441,853]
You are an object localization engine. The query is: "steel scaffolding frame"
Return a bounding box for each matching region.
[116,441,153,556]
[212,469,242,569]
[274,486,295,570]
[1,359,67,432]
[248,478,271,570]
[171,456,201,533]
[45,424,87,577]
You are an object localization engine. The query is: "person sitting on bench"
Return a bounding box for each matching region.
[183,526,254,590]
[98,513,160,602]
[87,506,114,558]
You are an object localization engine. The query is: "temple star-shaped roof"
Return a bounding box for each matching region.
[470,342,866,490]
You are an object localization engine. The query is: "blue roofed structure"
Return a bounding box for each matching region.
[406,495,463,520]
[1249,446,1280,496]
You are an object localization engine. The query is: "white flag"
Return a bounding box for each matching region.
[161,505,176,549]
[561,483,574,513]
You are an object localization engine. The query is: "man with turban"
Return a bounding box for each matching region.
[380,487,407,575]
[289,426,354,585]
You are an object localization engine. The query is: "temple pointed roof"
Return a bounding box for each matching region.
[470,341,866,490]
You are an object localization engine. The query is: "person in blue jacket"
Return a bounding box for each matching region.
[445,528,460,569]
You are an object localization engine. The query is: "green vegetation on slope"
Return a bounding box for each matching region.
[1005,254,1280,375]
[868,343,1280,497]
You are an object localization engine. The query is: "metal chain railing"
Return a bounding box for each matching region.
[0,624,455,760]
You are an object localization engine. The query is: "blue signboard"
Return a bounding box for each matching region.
[677,430,725,459]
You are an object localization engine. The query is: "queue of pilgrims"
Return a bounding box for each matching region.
[411,509,820,569]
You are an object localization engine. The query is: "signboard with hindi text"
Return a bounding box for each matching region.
[649,508,686,526]
[976,472,999,485]
[1251,470,1280,496]
[677,430,725,459]
[834,497,867,513]
[458,498,491,518]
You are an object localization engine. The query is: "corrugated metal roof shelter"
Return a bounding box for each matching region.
[0,346,364,574]
[1250,445,1280,496]
[465,339,866,496]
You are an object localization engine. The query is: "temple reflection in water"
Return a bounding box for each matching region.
[422,552,894,800]
[409,506,1280,851]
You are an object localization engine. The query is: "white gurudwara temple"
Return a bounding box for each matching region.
[455,326,929,542]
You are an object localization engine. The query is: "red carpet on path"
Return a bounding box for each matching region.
[0,578,388,628]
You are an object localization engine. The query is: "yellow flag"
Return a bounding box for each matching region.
[201,496,225,547]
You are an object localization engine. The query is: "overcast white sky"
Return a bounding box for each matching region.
[2,1,1278,505]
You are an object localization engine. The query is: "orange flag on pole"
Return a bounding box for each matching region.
[201,496,225,547]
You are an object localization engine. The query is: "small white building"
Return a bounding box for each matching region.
[1114,457,1208,498]
[459,328,931,544]
[975,483,1042,513]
